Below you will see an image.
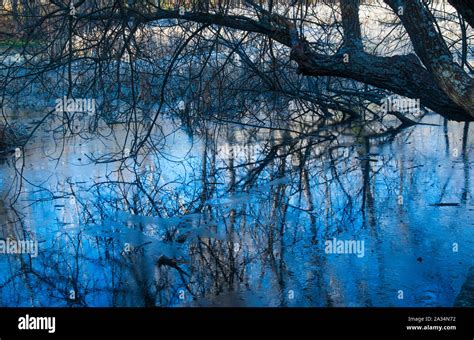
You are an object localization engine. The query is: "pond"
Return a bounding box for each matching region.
[0,107,473,307]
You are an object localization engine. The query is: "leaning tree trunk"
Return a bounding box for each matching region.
[448,0,474,28]
[384,0,474,120]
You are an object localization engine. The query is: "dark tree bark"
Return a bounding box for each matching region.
[340,0,362,49]
[448,0,474,28]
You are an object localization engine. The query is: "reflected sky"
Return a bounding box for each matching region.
[0,111,473,307]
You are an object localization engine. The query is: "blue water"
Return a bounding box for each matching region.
[0,113,472,307]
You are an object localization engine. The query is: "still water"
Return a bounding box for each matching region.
[0,109,472,307]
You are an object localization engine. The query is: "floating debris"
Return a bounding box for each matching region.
[429,203,460,207]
